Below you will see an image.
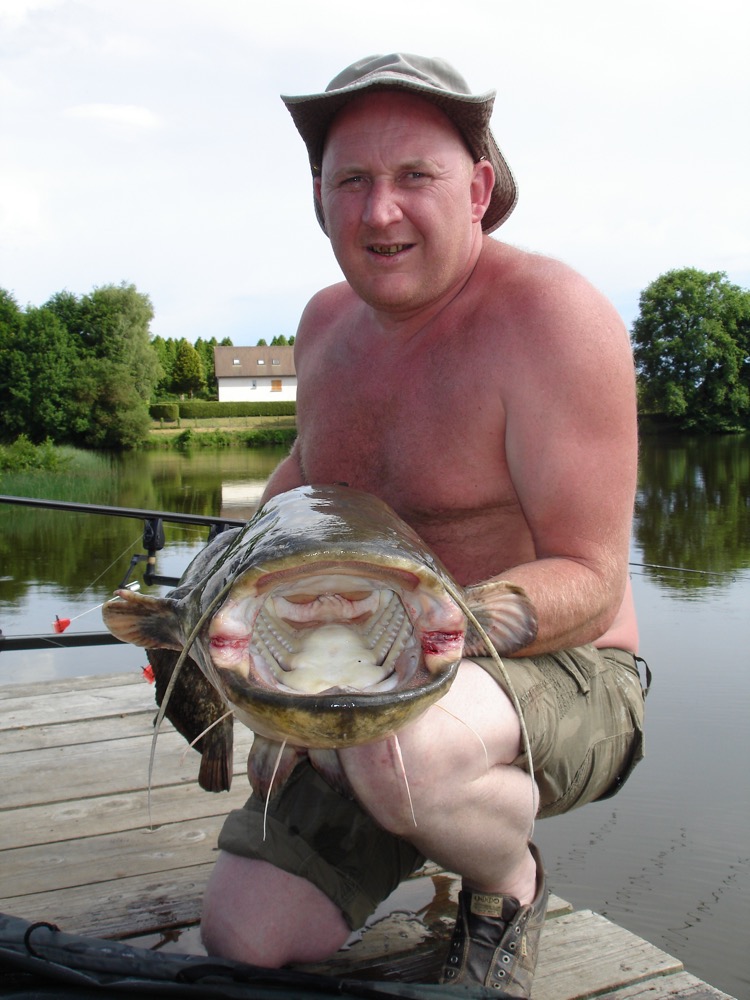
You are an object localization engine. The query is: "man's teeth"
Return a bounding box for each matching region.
[371,244,407,255]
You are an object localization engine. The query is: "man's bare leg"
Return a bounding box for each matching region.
[201,659,538,967]
[201,854,350,965]
[339,658,539,902]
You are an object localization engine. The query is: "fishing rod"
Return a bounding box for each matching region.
[0,494,245,530]
[0,494,249,654]
[0,493,246,587]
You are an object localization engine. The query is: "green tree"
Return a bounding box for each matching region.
[171,338,204,396]
[194,336,223,397]
[0,297,80,443]
[632,268,750,432]
[72,357,153,448]
[150,335,178,397]
[49,283,161,448]
[0,288,23,333]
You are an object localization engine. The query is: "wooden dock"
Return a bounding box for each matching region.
[0,672,735,999]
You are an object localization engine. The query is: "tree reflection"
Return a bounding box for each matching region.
[634,434,750,588]
[0,448,285,613]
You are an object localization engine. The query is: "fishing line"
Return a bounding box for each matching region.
[435,703,490,773]
[80,534,143,596]
[443,580,536,841]
[142,571,239,828]
[392,733,418,828]
[629,560,731,579]
[263,740,289,841]
[52,534,142,632]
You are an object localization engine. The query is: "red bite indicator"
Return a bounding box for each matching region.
[52,616,71,634]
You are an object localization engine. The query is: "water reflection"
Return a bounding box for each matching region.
[0,447,285,680]
[634,433,750,589]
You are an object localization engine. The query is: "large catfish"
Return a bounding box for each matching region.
[103,485,536,800]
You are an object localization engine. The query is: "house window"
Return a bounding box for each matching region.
[271,379,282,392]
[272,359,280,365]
[232,358,240,365]
[257,359,265,365]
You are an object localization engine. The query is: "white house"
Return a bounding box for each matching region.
[214,345,297,403]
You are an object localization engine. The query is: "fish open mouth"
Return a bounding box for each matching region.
[208,568,426,696]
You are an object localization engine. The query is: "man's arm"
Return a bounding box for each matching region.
[485,258,638,655]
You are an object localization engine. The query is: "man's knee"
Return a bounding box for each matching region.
[201,852,350,965]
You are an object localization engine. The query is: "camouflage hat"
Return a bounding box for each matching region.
[281,52,518,235]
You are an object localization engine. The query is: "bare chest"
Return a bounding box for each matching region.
[295,335,530,582]
[297,339,483,488]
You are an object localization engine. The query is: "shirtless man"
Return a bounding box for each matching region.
[201,54,646,996]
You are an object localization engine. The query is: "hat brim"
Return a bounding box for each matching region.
[282,78,517,235]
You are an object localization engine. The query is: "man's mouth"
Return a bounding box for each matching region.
[369,244,411,256]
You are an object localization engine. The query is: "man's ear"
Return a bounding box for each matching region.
[470,159,495,225]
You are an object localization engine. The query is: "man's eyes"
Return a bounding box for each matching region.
[338,172,429,187]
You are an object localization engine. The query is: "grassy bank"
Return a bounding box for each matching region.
[0,441,122,504]
[146,414,296,449]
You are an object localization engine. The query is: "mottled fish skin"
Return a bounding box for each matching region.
[146,647,234,793]
[103,485,537,800]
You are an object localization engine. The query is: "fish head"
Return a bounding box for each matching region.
[205,554,467,747]
[103,486,469,749]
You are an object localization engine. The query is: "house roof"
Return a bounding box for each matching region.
[214,345,296,378]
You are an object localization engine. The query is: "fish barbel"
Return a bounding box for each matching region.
[102,485,536,799]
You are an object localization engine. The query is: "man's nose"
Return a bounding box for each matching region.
[362,180,403,227]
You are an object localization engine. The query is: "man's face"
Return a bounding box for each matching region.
[315,92,493,320]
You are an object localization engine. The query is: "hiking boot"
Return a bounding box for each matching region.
[439,843,548,996]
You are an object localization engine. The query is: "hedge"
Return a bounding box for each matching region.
[149,403,179,422]
[161,400,297,419]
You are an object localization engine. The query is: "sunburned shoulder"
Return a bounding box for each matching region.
[477,238,629,349]
[300,281,358,322]
[480,239,612,305]
[293,281,358,345]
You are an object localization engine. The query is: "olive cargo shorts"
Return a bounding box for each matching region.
[218,645,648,929]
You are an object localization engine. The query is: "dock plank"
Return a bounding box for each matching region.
[0,678,156,730]
[0,671,142,703]
[532,910,682,999]
[1,864,214,939]
[2,815,229,897]
[0,727,253,809]
[0,781,248,851]
[598,972,734,999]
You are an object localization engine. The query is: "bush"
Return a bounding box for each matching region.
[178,400,296,419]
[242,427,297,448]
[0,435,70,472]
[150,403,179,422]
[174,429,195,451]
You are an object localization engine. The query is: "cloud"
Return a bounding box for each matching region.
[63,103,162,131]
[0,0,63,29]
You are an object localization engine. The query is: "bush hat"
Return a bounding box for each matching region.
[281,52,518,235]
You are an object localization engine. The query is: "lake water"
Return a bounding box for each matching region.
[0,436,748,999]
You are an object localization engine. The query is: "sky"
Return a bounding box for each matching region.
[2,0,748,345]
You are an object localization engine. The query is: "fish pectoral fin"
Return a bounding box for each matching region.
[102,589,184,649]
[464,580,538,656]
[247,737,306,801]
